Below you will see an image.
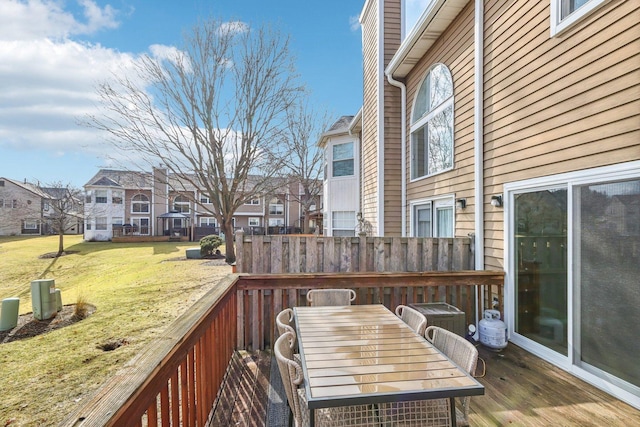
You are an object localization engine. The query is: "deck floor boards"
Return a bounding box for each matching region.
[215,344,639,426]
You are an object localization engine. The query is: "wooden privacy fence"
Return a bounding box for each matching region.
[235,232,474,273]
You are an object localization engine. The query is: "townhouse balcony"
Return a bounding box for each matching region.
[61,271,640,426]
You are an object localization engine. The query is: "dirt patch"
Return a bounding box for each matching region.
[0,304,96,344]
[38,250,79,259]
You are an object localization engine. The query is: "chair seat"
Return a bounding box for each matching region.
[377,398,452,427]
[297,388,379,427]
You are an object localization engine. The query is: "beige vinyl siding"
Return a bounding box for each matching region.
[383,0,402,236]
[482,0,640,270]
[404,2,476,238]
[361,0,379,233]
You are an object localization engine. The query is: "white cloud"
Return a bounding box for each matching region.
[0,1,138,155]
[217,21,249,36]
[349,15,360,32]
[0,0,120,41]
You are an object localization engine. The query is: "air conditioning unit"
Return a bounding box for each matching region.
[31,279,57,320]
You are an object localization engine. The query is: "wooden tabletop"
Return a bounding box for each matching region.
[293,304,484,409]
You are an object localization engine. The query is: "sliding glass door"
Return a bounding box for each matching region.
[514,188,568,355]
[507,163,640,407]
[574,179,640,389]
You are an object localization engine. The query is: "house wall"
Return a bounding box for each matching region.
[404,2,476,238]
[482,0,640,270]
[0,179,43,235]
[84,186,126,241]
[361,0,380,234]
[382,0,403,236]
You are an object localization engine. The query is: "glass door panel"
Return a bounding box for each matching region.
[575,180,640,388]
[514,189,568,355]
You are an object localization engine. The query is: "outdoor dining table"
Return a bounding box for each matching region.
[293,304,484,427]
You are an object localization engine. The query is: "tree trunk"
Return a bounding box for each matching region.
[222,220,236,264]
[57,232,64,256]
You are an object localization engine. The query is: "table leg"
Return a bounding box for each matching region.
[449,397,457,426]
[310,408,315,427]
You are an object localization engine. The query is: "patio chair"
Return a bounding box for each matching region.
[395,305,428,336]
[276,308,300,363]
[425,325,479,426]
[274,331,380,427]
[306,289,356,306]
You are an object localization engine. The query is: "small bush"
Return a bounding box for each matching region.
[74,291,90,320]
[200,234,224,257]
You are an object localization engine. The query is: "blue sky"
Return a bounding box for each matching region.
[0,0,367,188]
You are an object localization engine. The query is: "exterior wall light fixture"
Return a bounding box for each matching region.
[456,198,467,210]
[491,195,503,207]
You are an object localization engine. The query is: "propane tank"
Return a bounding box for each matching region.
[479,309,508,350]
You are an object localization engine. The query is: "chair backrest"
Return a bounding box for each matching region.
[306,289,356,306]
[395,305,428,336]
[276,308,296,348]
[274,331,305,427]
[425,325,478,424]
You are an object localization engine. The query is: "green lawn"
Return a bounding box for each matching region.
[0,235,230,426]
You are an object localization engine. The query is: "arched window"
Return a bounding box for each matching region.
[173,195,190,213]
[411,63,454,180]
[131,194,149,213]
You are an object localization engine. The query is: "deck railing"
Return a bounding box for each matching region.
[62,271,504,426]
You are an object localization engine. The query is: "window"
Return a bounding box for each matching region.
[332,142,354,177]
[43,202,49,211]
[112,217,123,226]
[411,64,454,180]
[332,211,356,237]
[131,194,150,213]
[245,199,260,205]
[95,217,108,230]
[200,217,217,227]
[95,190,107,204]
[550,0,607,36]
[85,191,92,204]
[24,220,38,230]
[132,217,150,235]
[11,200,17,209]
[411,197,454,238]
[85,220,92,230]
[112,191,123,204]
[0,180,3,186]
[0,199,4,208]
[173,195,190,213]
[200,194,211,204]
[269,198,284,215]
[248,217,260,227]
[269,218,284,226]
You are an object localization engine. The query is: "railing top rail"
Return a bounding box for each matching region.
[236,270,505,290]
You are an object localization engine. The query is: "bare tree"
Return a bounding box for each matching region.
[282,101,332,233]
[41,183,83,256]
[85,19,303,263]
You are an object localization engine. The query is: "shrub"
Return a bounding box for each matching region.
[200,234,223,257]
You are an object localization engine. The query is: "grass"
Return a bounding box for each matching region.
[0,235,230,426]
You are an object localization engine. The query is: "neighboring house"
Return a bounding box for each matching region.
[355,0,639,409]
[83,168,321,241]
[0,177,83,236]
[318,115,361,236]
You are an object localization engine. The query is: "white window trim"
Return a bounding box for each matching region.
[131,194,150,214]
[408,195,455,237]
[550,0,608,37]
[132,217,150,235]
[503,160,640,410]
[199,217,218,227]
[331,141,355,179]
[409,65,455,182]
[248,217,260,227]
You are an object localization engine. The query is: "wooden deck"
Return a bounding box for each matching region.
[222,343,640,427]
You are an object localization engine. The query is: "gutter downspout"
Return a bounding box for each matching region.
[377,0,385,236]
[386,73,407,237]
[474,0,485,336]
